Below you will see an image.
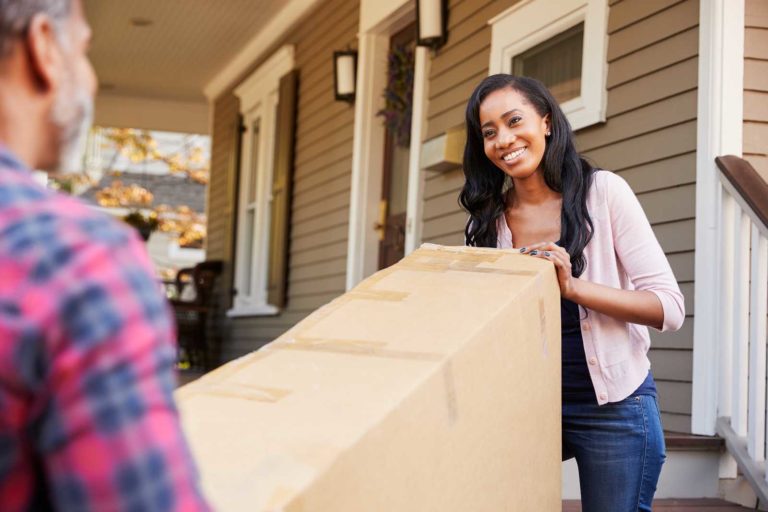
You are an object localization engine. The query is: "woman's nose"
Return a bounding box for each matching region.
[496,130,515,148]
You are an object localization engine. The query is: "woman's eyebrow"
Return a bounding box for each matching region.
[481,109,522,129]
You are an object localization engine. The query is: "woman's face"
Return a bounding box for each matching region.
[478,87,550,181]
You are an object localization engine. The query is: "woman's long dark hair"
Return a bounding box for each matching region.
[459,74,595,277]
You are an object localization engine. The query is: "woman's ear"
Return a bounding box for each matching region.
[24,13,63,93]
[543,113,551,137]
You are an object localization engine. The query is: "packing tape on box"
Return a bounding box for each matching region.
[536,276,549,357]
[200,382,292,403]
[273,336,445,362]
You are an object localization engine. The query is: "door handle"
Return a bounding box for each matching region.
[373,199,388,241]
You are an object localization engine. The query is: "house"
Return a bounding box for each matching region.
[79,170,208,278]
[86,0,767,507]
[76,128,210,279]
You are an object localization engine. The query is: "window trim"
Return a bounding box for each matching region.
[488,0,608,131]
[228,45,294,318]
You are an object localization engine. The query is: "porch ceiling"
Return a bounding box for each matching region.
[84,0,286,103]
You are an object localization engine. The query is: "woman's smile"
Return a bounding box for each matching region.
[501,146,527,164]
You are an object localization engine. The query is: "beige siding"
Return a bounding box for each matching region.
[745,0,768,180]
[205,0,358,361]
[420,0,699,432]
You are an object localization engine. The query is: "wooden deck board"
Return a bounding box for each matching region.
[563,499,754,511]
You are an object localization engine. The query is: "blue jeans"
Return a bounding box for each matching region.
[562,395,666,512]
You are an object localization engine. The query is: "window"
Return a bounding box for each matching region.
[489,0,608,131]
[229,46,295,317]
[512,23,584,104]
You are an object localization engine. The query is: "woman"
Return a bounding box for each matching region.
[460,74,685,511]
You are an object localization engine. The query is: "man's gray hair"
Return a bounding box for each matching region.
[0,0,72,57]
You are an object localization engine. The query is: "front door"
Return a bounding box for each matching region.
[377,23,416,270]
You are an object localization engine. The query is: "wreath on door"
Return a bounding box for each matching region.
[376,43,415,148]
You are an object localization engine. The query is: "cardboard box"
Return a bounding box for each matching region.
[177,244,561,511]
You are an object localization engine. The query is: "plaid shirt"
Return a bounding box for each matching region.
[0,147,210,511]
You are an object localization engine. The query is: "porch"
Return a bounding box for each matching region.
[85,0,768,508]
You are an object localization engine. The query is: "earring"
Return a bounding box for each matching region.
[545,131,551,137]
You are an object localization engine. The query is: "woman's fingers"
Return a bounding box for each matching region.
[519,241,560,254]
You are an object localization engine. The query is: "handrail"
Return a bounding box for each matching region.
[715,155,768,229]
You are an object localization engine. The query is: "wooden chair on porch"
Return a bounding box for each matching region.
[170,260,223,371]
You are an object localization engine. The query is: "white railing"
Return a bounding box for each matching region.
[715,155,768,503]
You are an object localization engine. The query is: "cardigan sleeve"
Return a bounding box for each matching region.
[602,172,686,332]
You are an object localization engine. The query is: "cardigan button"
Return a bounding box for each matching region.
[599,392,608,401]
[588,357,597,366]
[582,322,591,331]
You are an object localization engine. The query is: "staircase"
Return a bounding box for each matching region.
[709,156,768,505]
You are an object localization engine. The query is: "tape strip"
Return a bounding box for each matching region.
[273,336,444,362]
[537,279,549,358]
[443,361,458,425]
[346,289,411,302]
[191,382,292,403]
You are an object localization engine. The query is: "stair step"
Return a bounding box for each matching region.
[664,432,725,452]
[563,498,753,511]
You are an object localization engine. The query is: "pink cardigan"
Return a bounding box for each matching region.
[497,170,685,404]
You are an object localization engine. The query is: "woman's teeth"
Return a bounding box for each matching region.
[503,147,526,162]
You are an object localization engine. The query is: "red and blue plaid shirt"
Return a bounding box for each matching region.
[0,147,210,511]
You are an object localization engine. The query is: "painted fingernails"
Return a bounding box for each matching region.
[519,247,526,253]
[544,251,551,256]
[530,250,538,255]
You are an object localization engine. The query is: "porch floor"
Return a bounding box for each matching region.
[563,499,755,511]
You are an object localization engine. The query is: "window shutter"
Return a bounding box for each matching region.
[228,115,245,308]
[267,69,298,308]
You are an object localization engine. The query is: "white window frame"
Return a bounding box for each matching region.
[228,45,294,317]
[488,0,608,131]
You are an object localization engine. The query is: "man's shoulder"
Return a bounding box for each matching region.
[0,180,141,285]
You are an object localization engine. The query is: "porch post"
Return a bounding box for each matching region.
[691,0,744,436]
[346,32,388,290]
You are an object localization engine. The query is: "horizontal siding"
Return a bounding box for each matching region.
[424,0,521,140]
[589,0,699,433]
[207,0,358,361]
[205,91,240,360]
[744,0,768,180]
[421,0,520,241]
[420,0,699,432]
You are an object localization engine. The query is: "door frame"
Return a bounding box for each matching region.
[346,0,430,290]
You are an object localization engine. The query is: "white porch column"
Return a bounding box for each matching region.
[691,0,744,436]
[346,32,388,290]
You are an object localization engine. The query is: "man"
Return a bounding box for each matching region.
[0,1,210,509]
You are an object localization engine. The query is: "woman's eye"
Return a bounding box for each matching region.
[482,130,495,138]
[508,116,522,126]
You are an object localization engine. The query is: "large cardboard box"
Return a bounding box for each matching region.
[177,244,561,511]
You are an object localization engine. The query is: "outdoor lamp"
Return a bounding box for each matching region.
[333,50,357,103]
[416,0,448,49]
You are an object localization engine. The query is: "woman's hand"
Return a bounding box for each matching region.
[519,242,577,300]
[519,242,666,329]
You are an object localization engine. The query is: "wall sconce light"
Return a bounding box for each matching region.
[416,0,448,49]
[333,50,357,103]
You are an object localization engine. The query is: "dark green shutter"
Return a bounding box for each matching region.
[228,114,245,308]
[267,70,298,308]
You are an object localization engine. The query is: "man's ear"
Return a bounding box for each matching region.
[24,13,63,93]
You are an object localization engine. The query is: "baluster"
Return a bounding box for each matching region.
[719,192,735,420]
[748,224,767,461]
[732,208,751,437]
